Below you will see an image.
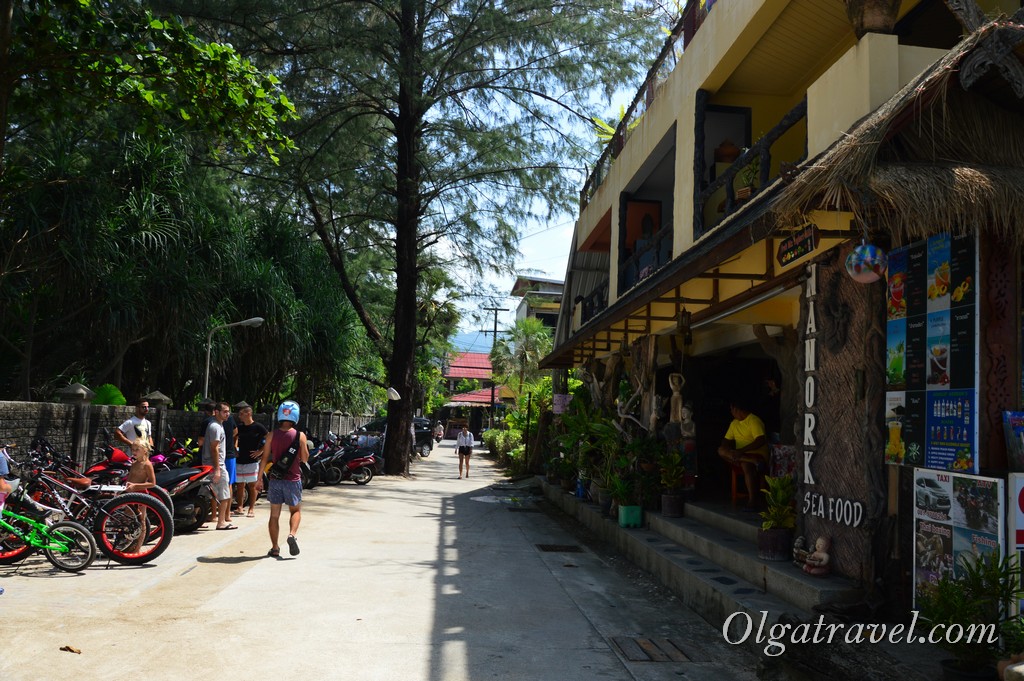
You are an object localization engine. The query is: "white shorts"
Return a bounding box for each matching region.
[211,467,231,501]
[236,462,259,483]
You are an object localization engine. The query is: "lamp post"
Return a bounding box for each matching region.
[203,317,264,398]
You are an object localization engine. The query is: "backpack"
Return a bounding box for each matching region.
[268,438,300,480]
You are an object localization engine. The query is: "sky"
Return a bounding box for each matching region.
[451,214,575,352]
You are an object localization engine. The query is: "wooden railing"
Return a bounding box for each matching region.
[580,280,609,325]
[579,0,709,210]
[694,97,807,238]
[618,223,674,295]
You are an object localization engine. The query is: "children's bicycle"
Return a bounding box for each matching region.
[0,489,97,572]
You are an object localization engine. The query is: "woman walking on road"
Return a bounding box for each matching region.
[456,425,474,479]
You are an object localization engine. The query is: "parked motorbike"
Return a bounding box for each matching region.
[154,464,214,533]
[326,445,376,485]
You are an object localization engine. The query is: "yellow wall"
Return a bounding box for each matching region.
[808,34,946,156]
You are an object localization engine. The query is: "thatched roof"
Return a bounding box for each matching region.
[772,21,1024,247]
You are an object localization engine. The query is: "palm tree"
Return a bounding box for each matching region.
[489,317,553,396]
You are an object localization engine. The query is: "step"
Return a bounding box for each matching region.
[683,500,761,542]
[648,509,862,613]
[539,479,808,631]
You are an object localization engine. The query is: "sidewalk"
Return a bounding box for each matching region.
[2,442,758,681]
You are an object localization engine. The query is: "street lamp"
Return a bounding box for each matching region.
[203,317,264,398]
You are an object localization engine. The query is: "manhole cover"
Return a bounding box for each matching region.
[536,544,583,553]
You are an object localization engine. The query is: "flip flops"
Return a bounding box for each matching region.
[287,535,300,556]
[267,547,280,558]
[216,524,238,530]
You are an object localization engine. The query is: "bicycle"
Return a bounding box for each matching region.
[0,488,97,572]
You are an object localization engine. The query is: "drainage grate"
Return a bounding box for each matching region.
[609,637,690,662]
[507,507,541,513]
[536,544,583,553]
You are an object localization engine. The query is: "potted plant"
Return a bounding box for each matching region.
[757,475,795,561]
[658,450,688,518]
[606,471,642,528]
[736,151,760,200]
[917,551,1024,680]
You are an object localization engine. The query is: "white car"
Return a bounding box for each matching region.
[915,477,950,513]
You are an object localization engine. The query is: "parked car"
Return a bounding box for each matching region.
[915,477,951,513]
[352,417,434,456]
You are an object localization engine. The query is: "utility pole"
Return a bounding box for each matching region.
[482,306,508,429]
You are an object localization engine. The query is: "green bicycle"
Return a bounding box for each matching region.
[0,490,97,572]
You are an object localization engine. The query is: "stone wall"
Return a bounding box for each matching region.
[1,400,366,467]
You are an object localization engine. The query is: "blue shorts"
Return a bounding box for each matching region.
[225,458,237,484]
[268,479,302,507]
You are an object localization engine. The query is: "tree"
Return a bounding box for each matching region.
[166,0,661,474]
[490,317,554,396]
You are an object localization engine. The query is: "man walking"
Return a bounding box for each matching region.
[115,400,155,449]
[203,401,236,530]
[233,402,266,518]
[255,401,308,558]
[456,424,474,479]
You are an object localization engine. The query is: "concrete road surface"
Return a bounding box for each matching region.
[1,441,757,681]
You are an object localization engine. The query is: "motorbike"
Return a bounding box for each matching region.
[154,464,214,533]
[325,445,376,485]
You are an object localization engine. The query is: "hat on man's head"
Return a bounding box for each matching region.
[233,401,251,410]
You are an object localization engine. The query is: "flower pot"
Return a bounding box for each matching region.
[661,493,685,518]
[618,505,642,528]
[939,659,996,681]
[757,527,793,561]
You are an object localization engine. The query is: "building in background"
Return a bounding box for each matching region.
[510,275,563,330]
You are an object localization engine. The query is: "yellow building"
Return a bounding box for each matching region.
[543,0,1024,613]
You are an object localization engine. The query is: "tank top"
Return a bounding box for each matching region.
[270,428,302,482]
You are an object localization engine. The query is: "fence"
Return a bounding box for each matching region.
[0,400,366,468]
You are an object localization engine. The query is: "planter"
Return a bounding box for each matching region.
[939,659,996,681]
[618,505,642,528]
[844,0,902,39]
[560,477,575,492]
[757,528,794,561]
[575,478,587,499]
[661,493,685,518]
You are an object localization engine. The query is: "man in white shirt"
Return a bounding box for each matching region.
[456,425,474,479]
[115,401,154,449]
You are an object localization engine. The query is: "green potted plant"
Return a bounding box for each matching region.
[606,471,641,528]
[757,475,795,561]
[736,150,760,200]
[917,551,1024,680]
[658,450,688,518]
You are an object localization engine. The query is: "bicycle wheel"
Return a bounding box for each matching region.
[0,520,35,565]
[94,492,173,565]
[43,521,96,572]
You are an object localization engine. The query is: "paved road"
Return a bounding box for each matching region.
[1,442,757,681]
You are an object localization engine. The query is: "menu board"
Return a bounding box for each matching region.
[885,234,978,472]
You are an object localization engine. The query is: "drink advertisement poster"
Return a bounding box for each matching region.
[886,234,978,472]
[1008,473,1024,613]
[913,468,1003,605]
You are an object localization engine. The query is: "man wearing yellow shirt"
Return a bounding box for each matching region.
[717,398,769,509]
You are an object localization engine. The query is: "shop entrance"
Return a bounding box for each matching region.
[679,343,781,505]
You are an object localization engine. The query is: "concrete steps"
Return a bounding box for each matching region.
[538,478,861,629]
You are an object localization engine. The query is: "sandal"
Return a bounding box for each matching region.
[216,524,238,530]
[267,548,280,558]
[246,511,256,517]
[287,535,300,556]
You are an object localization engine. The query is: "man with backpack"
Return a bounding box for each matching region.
[255,400,308,558]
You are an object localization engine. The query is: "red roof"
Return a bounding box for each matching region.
[445,351,491,380]
[445,386,513,406]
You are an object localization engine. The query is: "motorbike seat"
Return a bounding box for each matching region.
[155,467,202,488]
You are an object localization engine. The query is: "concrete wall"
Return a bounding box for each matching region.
[0,400,365,468]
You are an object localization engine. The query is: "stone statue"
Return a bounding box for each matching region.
[803,536,831,576]
[679,402,696,440]
[669,373,685,423]
[792,536,808,568]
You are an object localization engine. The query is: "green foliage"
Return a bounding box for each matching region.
[917,552,1024,668]
[658,450,688,493]
[759,476,796,530]
[92,383,127,406]
[455,378,481,394]
[489,318,553,396]
[482,427,524,473]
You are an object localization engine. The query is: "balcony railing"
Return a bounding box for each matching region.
[580,280,609,326]
[694,97,807,238]
[619,223,673,295]
[579,0,710,210]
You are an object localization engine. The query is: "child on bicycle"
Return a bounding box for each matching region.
[125,440,156,553]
